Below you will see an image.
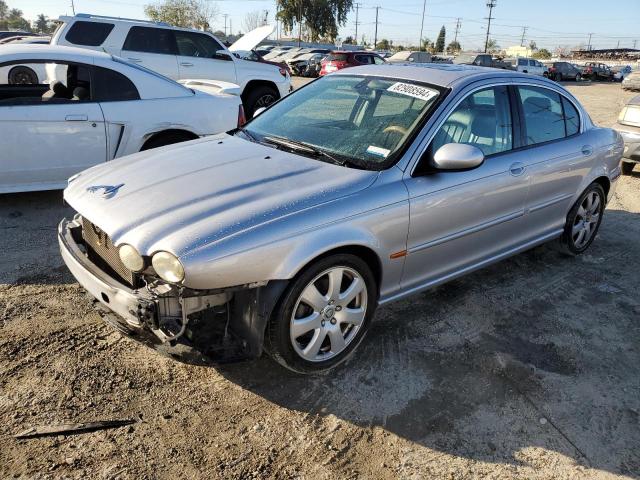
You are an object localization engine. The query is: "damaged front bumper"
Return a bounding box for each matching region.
[58,217,286,365]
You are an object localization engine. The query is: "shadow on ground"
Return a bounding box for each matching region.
[217,209,640,478]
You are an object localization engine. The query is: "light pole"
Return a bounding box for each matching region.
[419,0,427,51]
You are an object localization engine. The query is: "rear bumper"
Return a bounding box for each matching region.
[58,217,253,365]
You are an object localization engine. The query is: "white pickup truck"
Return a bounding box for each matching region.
[51,15,291,116]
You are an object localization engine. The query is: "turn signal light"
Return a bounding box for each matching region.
[237,104,247,127]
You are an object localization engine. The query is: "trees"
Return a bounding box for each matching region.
[532,48,552,59]
[242,10,263,33]
[446,40,461,54]
[434,25,446,53]
[486,39,500,53]
[0,4,31,31]
[376,38,391,50]
[144,0,219,30]
[343,35,355,45]
[276,0,353,43]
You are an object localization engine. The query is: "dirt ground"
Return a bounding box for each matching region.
[1,82,639,480]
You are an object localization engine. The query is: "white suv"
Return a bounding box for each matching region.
[514,57,548,77]
[51,14,291,116]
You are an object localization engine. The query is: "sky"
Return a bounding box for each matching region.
[18,0,640,51]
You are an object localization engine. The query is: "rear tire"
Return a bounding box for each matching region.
[558,183,605,256]
[265,254,377,374]
[243,85,279,119]
[575,73,582,82]
[621,162,635,176]
[140,131,197,151]
[8,66,38,85]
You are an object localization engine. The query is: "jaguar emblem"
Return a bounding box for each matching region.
[87,183,124,199]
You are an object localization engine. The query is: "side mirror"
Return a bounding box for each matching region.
[433,143,484,170]
[214,50,233,61]
[253,107,267,117]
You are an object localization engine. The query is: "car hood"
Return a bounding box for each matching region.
[64,134,377,257]
[228,25,275,53]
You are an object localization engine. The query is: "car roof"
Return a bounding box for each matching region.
[0,44,113,63]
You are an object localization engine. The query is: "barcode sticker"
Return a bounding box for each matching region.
[387,82,438,102]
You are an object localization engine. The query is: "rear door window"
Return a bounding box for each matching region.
[123,26,177,55]
[517,86,566,145]
[326,53,348,62]
[354,54,373,64]
[65,21,114,46]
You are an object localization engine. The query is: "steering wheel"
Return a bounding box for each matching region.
[383,125,409,136]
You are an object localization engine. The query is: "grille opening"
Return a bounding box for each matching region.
[101,292,110,303]
[81,218,141,288]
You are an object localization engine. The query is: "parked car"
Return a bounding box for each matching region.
[8,36,51,45]
[453,52,514,70]
[59,64,623,373]
[547,61,583,81]
[386,50,432,64]
[287,52,326,77]
[513,57,548,76]
[0,45,243,193]
[0,31,37,41]
[230,49,291,76]
[614,65,633,82]
[582,62,614,81]
[612,95,640,175]
[622,71,640,91]
[50,15,291,116]
[320,50,385,75]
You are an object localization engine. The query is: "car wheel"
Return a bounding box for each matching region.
[621,162,635,175]
[265,254,377,374]
[575,73,582,81]
[8,66,38,85]
[140,131,197,151]
[559,183,605,255]
[243,85,279,119]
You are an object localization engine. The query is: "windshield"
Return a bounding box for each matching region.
[241,75,442,170]
[452,54,477,64]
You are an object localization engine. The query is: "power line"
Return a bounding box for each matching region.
[484,0,496,53]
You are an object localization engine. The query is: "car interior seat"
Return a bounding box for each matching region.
[42,81,69,100]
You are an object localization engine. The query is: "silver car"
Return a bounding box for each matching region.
[612,94,640,175]
[59,64,624,373]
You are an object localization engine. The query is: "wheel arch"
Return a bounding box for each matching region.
[592,175,610,198]
[140,128,199,151]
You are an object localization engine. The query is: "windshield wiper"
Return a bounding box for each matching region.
[262,135,351,167]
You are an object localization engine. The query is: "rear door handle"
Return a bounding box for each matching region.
[65,114,88,122]
[180,62,194,67]
[509,162,526,176]
[127,57,142,63]
[581,145,593,156]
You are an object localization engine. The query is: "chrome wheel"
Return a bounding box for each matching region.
[572,191,601,249]
[290,266,367,362]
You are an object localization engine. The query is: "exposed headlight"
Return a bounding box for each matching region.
[151,251,185,283]
[118,244,144,272]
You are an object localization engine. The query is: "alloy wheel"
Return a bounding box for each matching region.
[256,94,276,108]
[290,266,367,362]
[572,191,601,249]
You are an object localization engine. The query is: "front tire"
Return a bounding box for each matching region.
[575,73,582,82]
[243,85,279,119]
[265,254,377,374]
[621,162,635,175]
[559,183,605,255]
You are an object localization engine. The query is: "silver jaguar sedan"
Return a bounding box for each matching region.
[59,64,624,373]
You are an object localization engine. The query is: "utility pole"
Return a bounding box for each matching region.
[297,0,303,47]
[222,14,229,37]
[70,0,75,15]
[453,17,461,44]
[354,3,361,45]
[484,0,496,53]
[587,32,593,51]
[520,26,528,47]
[230,19,232,36]
[419,0,427,52]
[374,6,379,49]
[634,39,638,49]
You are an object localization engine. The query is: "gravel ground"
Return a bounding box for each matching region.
[1,82,639,479]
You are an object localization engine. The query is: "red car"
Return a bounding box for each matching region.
[320,51,386,76]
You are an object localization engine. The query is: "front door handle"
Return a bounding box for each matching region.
[509,162,526,176]
[127,57,142,63]
[65,114,88,122]
[180,62,194,67]
[581,145,593,156]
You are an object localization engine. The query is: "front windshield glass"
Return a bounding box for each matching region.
[242,75,441,170]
